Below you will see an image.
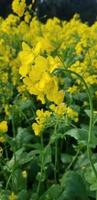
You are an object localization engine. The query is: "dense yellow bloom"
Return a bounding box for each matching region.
[1,1,97,142]
[12,0,26,17]
[50,104,78,121]
[47,89,64,105]
[19,52,64,104]
[1,14,19,32]
[67,85,78,94]
[28,56,49,82]
[47,56,62,73]
[24,11,31,23]
[19,42,34,77]
[50,103,67,116]
[32,123,43,136]
[85,75,97,85]
[0,121,8,132]
[32,109,52,135]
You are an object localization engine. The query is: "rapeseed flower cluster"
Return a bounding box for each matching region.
[0,0,97,138]
[12,0,26,17]
[32,109,52,135]
[0,0,97,198]
[0,121,8,143]
[0,121,8,132]
[50,103,78,122]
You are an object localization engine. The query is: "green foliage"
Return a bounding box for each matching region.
[60,171,88,200]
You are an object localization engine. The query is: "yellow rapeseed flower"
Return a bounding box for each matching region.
[50,103,67,116]
[67,86,78,94]
[0,121,8,132]
[24,11,31,23]
[22,170,27,178]
[8,192,17,200]
[32,123,43,136]
[12,0,26,17]
[32,109,51,136]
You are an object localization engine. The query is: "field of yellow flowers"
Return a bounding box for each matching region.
[1,0,97,199]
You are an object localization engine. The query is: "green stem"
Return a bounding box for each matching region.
[56,68,97,197]
[55,140,58,182]
[36,132,44,198]
[4,143,9,161]
[5,172,13,191]
[54,122,58,183]
[66,149,80,171]
[5,166,16,191]
[12,112,16,138]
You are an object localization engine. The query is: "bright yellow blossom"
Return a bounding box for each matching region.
[0,121,8,132]
[24,11,31,23]
[19,42,34,77]
[12,0,26,17]
[32,109,52,136]
[50,103,67,116]
[32,123,43,136]
[67,86,78,94]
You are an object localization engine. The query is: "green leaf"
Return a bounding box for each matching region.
[60,171,88,200]
[50,133,64,143]
[43,145,52,165]
[6,148,39,170]
[85,163,97,191]
[64,128,79,140]
[36,171,46,182]
[39,184,62,200]
[6,147,25,171]
[61,153,72,164]
[0,190,9,200]
[85,109,97,125]
[19,99,32,110]
[15,127,32,149]
[18,189,28,200]
[64,128,88,145]
[18,150,39,165]
[85,109,91,118]
[11,169,27,192]
[30,193,38,200]
[64,127,97,148]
